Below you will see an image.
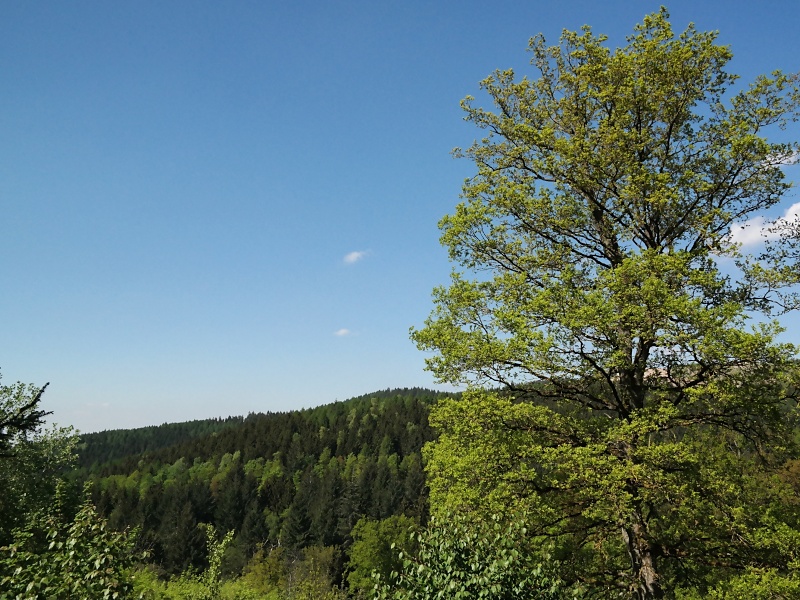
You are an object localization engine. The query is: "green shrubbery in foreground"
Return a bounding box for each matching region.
[0,486,143,599]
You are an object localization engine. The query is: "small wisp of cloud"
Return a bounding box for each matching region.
[334,328,351,337]
[343,250,368,265]
[728,202,800,247]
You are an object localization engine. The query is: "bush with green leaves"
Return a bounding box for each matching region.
[281,545,347,600]
[0,376,77,547]
[236,544,347,600]
[676,568,800,599]
[347,515,418,597]
[133,525,235,600]
[0,487,143,599]
[372,513,567,600]
[196,525,236,600]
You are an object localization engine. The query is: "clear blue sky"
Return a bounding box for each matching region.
[2,1,798,432]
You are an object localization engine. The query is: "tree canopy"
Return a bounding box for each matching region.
[412,9,800,599]
[0,376,76,547]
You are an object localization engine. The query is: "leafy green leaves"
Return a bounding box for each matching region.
[373,513,566,600]
[0,486,144,600]
[412,8,800,597]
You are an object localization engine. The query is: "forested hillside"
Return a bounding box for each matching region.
[74,388,450,580]
[76,416,245,469]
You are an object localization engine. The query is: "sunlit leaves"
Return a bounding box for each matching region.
[412,7,800,597]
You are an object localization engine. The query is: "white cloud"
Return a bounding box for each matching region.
[774,149,800,166]
[334,328,351,337]
[728,202,800,247]
[343,250,368,265]
[728,215,771,246]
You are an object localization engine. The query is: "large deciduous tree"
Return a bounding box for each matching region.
[412,9,800,599]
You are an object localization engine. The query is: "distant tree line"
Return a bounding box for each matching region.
[76,415,245,469]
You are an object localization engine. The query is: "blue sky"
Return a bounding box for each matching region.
[2,1,799,432]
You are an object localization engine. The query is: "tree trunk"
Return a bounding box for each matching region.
[621,513,663,600]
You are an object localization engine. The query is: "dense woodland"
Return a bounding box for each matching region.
[76,389,443,581]
[0,384,448,598]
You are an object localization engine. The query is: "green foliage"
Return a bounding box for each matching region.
[0,487,142,599]
[281,546,346,600]
[133,570,211,600]
[0,374,127,599]
[236,545,347,600]
[240,547,288,596]
[0,378,50,457]
[411,8,800,598]
[373,513,565,600]
[425,392,800,594]
[346,515,418,597]
[0,374,159,599]
[133,527,245,600]
[0,377,76,546]
[200,525,236,599]
[0,423,77,546]
[676,568,800,599]
[77,417,245,469]
[80,391,439,576]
